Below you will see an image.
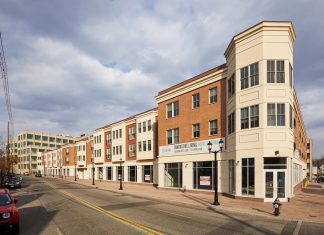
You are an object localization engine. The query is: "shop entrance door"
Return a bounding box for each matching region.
[264,170,287,202]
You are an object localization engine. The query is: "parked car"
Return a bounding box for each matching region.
[35,173,42,177]
[0,188,19,233]
[4,178,21,189]
[23,172,29,176]
[15,174,23,182]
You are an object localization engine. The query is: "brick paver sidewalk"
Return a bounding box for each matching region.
[51,177,324,223]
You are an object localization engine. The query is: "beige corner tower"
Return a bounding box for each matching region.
[225,21,307,201]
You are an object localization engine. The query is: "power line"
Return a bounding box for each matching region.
[0,32,14,139]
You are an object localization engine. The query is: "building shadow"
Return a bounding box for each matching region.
[182,193,277,235]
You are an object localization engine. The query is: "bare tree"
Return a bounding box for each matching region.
[313,155,324,179]
[0,136,7,187]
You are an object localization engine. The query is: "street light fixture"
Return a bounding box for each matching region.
[92,156,95,186]
[207,139,224,206]
[74,155,77,181]
[119,157,123,190]
[52,153,54,177]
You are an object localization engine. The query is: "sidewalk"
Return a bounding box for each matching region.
[50,177,324,223]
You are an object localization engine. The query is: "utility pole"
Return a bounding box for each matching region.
[6,121,10,175]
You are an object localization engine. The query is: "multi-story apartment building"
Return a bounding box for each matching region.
[34,21,310,203]
[76,136,92,179]
[156,21,309,202]
[92,108,158,184]
[15,130,75,173]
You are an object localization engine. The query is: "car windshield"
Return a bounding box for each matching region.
[0,194,12,206]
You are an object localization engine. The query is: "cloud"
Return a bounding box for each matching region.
[0,0,323,158]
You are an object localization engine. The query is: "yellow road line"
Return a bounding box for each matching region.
[45,181,164,235]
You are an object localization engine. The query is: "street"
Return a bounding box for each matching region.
[7,177,324,235]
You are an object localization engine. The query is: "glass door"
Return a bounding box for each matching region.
[277,171,285,199]
[265,171,274,199]
[264,170,287,202]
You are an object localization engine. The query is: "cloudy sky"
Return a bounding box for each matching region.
[0,0,323,158]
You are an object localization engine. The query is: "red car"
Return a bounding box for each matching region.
[0,188,19,233]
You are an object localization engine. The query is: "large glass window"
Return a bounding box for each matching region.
[165,163,182,188]
[148,140,152,151]
[240,107,249,129]
[27,134,33,139]
[264,158,287,169]
[229,160,235,194]
[143,165,153,183]
[129,127,135,140]
[276,60,285,83]
[267,103,276,126]
[128,166,137,182]
[166,101,179,118]
[240,66,249,89]
[193,161,214,190]
[143,122,147,132]
[250,105,259,128]
[228,74,235,98]
[192,123,200,138]
[209,88,217,104]
[267,60,285,83]
[277,104,285,126]
[148,120,152,131]
[98,167,103,180]
[192,93,200,108]
[209,120,217,135]
[242,158,255,196]
[267,60,275,83]
[268,103,285,127]
[106,167,112,180]
[129,144,135,157]
[167,128,179,145]
[250,62,259,87]
[228,112,235,134]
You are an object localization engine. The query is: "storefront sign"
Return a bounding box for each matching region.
[144,175,151,181]
[200,176,211,186]
[159,138,225,157]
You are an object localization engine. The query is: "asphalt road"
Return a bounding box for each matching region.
[6,177,324,235]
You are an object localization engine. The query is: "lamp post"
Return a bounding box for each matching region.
[207,139,224,206]
[119,157,123,190]
[74,155,77,181]
[43,154,46,176]
[92,156,95,185]
[52,154,54,177]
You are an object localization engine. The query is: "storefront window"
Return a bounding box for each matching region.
[193,161,214,190]
[98,167,103,180]
[106,167,112,180]
[143,165,153,183]
[229,160,235,194]
[165,163,182,188]
[117,166,124,181]
[264,157,287,169]
[128,166,137,182]
[242,158,255,196]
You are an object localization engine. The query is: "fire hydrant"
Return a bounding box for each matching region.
[272,198,282,216]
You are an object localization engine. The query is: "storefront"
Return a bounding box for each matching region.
[158,138,224,190]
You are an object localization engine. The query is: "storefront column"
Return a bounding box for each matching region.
[137,165,143,183]
[183,162,193,190]
[158,163,164,187]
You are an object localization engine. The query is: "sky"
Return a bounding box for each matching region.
[0,0,323,158]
